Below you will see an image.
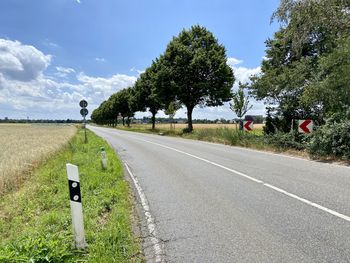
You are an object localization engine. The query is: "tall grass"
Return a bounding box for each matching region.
[0,124,76,195]
[0,128,143,262]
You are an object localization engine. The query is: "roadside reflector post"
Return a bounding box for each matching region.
[100,147,107,170]
[66,163,86,249]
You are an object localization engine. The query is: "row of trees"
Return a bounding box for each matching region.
[92,25,235,132]
[249,0,350,133]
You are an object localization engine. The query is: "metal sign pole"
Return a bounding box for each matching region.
[84,115,87,143]
[79,100,88,143]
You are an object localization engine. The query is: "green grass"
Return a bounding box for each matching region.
[0,129,143,262]
[115,124,270,149]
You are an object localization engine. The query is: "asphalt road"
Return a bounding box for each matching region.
[88,125,350,263]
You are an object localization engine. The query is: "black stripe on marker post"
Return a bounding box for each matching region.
[68,180,81,203]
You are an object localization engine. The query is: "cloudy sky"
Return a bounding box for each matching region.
[0,0,279,120]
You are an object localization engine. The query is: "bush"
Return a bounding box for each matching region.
[307,119,350,159]
[265,131,306,151]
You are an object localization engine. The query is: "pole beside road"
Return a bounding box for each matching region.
[79,100,88,143]
[66,163,86,249]
[101,147,107,169]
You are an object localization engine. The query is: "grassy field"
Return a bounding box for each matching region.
[115,122,275,150]
[0,124,77,195]
[0,128,143,262]
[118,123,264,137]
[129,123,264,131]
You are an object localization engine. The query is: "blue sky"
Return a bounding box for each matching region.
[0,0,280,120]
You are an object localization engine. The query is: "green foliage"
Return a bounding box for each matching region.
[0,129,143,262]
[0,234,76,262]
[302,36,350,117]
[250,0,350,131]
[308,119,350,159]
[265,131,306,151]
[92,25,234,132]
[133,64,164,129]
[91,87,135,127]
[230,82,252,130]
[160,25,234,131]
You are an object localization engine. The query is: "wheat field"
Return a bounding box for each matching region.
[0,124,76,195]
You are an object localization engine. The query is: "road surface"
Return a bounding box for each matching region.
[88,125,350,263]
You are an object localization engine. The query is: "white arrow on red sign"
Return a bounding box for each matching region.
[298,119,313,133]
[243,121,253,131]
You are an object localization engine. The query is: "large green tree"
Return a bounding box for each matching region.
[133,62,163,129]
[249,0,350,132]
[114,88,135,126]
[160,25,234,132]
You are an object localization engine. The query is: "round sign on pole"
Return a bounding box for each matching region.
[79,100,88,108]
[80,108,88,117]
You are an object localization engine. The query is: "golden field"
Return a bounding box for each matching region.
[0,124,76,195]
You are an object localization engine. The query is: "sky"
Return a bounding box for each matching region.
[0,0,280,120]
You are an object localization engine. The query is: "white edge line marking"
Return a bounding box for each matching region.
[136,138,350,222]
[124,162,163,262]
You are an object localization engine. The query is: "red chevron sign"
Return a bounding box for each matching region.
[243,121,253,131]
[298,119,313,133]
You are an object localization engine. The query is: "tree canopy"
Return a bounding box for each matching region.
[249,0,350,132]
[92,25,234,132]
[160,25,234,131]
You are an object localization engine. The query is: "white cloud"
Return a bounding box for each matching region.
[95,57,105,62]
[0,38,137,119]
[227,57,261,87]
[130,67,145,75]
[76,0,81,3]
[55,66,75,78]
[232,66,261,86]
[0,39,51,81]
[76,72,136,101]
[43,39,59,48]
[227,57,243,67]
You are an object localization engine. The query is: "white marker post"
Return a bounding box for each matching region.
[66,163,86,249]
[100,147,107,170]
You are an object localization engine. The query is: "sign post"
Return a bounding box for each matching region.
[79,100,88,143]
[66,163,86,249]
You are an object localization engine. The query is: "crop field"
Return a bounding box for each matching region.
[0,124,76,195]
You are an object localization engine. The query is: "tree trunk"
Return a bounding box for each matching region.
[239,118,243,131]
[122,117,125,126]
[151,111,156,130]
[127,116,130,127]
[186,106,194,132]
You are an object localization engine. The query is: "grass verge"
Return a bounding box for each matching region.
[0,128,143,262]
[114,125,350,164]
[116,125,275,150]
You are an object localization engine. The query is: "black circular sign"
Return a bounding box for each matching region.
[79,100,88,108]
[80,108,88,116]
